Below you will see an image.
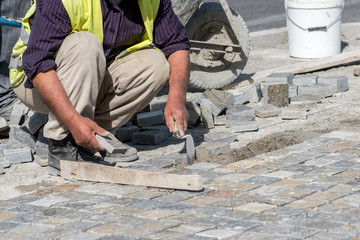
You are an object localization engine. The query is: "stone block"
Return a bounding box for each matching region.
[214,115,227,126]
[149,98,167,111]
[292,74,319,86]
[233,92,250,105]
[35,128,49,158]
[3,147,33,164]
[0,117,9,132]
[289,85,298,98]
[255,104,281,118]
[226,119,258,133]
[188,110,201,128]
[202,90,227,116]
[297,84,336,98]
[204,131,236,143]
[9,126,36,149]
[206,142,231,156]
[200,99,215,129]
[263,83,289,107]
[265,72,294,85]
[226,105,255,117]
[317,76,349,93]
[21,112,48,135]
[115,126,140,142]
[249,82,262,103]
[0,164,4,175]
[132,130,166,145]
[142,125,171,139]
[136,110,165,127]
[290,100,317,111]
[290,94,322,103]
[211,89,235,107]
[282,108,307,120]
[96,133,127,154]
[9,103,26,126]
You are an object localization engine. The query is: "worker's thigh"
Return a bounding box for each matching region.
[94,48,170,131]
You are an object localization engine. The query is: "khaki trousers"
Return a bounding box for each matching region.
[14,32,170,140]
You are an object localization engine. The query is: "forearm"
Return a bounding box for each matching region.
[32,70,79,129]
[167,50,190,103]
[165,50,190,134]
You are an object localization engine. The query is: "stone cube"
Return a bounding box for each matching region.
[202,90,227,116]
[0,117,9,132]
[9,103,26,126]
[35,128,49,158]
[204,131,236,143]
[249,82,262,103]
[265,72,294,85]
[289,85,298,98]
[214,115,227,126]
[200,99,215,129]
[3,147,33,164]
[21,112,48,135]
[297,84,336,98]
[9,126,36,149]
[317,76,349,93]
[233,92,250,105]
[132,130,167,145]
[206,142,231,156]
[290,94,322,103]
[263,83,289,107]
[136,110,165,127]
[115,126,140,142]
[292,74,319,86]
[226,119,258,133]
[255,104,281,118]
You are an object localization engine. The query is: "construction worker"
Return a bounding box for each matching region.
[9,0,190,175]
[0,0,32,115]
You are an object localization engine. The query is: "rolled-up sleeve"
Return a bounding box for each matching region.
[22,0,71,86]
[153,0,190,58]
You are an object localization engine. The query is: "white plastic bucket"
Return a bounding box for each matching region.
[285,0,344,58]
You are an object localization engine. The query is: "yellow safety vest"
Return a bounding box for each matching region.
[9,0,160,87]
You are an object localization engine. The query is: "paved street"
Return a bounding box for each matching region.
[1,129,360,239]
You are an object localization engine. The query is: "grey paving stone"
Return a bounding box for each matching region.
[115,126,140,142]
[295,182,335,192]
[9,126,36,149]
[233,92,250,105]
[265,206,306,217]
[249,224,319,239]
[203,131,236,143]
[249,82,262,103]
[263,83,289,107]
[265,72,294,85]
[132,130,167,145]
[0,222,20,232]
[200,99,215,129]
[0,116,9,132]
[59,232,105,240]
[288,85,298,98]
[292,74,319,86]
[318,76,349,93]
[290,94,322,103]
[255,104,281,118]
[244,176,282,185]
[222,219,262,231]
[298,83,336,98]
[9,103,26,126]
[136,110,164,127]
[202,89,227,116]
[206,142,230,156]
[35,128,49,158]
[21,112,48,135]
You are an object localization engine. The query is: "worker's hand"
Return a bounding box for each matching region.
[164,99,189,137]
[68,114,109,151]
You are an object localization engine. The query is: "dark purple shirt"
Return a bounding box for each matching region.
[22,0,190,84]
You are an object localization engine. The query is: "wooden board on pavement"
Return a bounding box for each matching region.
[60,160,203,191]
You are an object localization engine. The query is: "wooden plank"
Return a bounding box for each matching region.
[60,161,203,191]
[224,49,360,91]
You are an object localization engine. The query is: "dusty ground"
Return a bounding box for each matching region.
[2,29,360,201]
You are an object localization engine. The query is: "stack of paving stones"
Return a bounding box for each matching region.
[0,129,360,239]
[258,72,349,120]
[0,103,49,174]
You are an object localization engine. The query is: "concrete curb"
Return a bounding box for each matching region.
[250,22,360,48]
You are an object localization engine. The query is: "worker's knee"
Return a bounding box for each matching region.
[56,31,105,64]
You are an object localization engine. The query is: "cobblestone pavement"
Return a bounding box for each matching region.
[1,129,360,239]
